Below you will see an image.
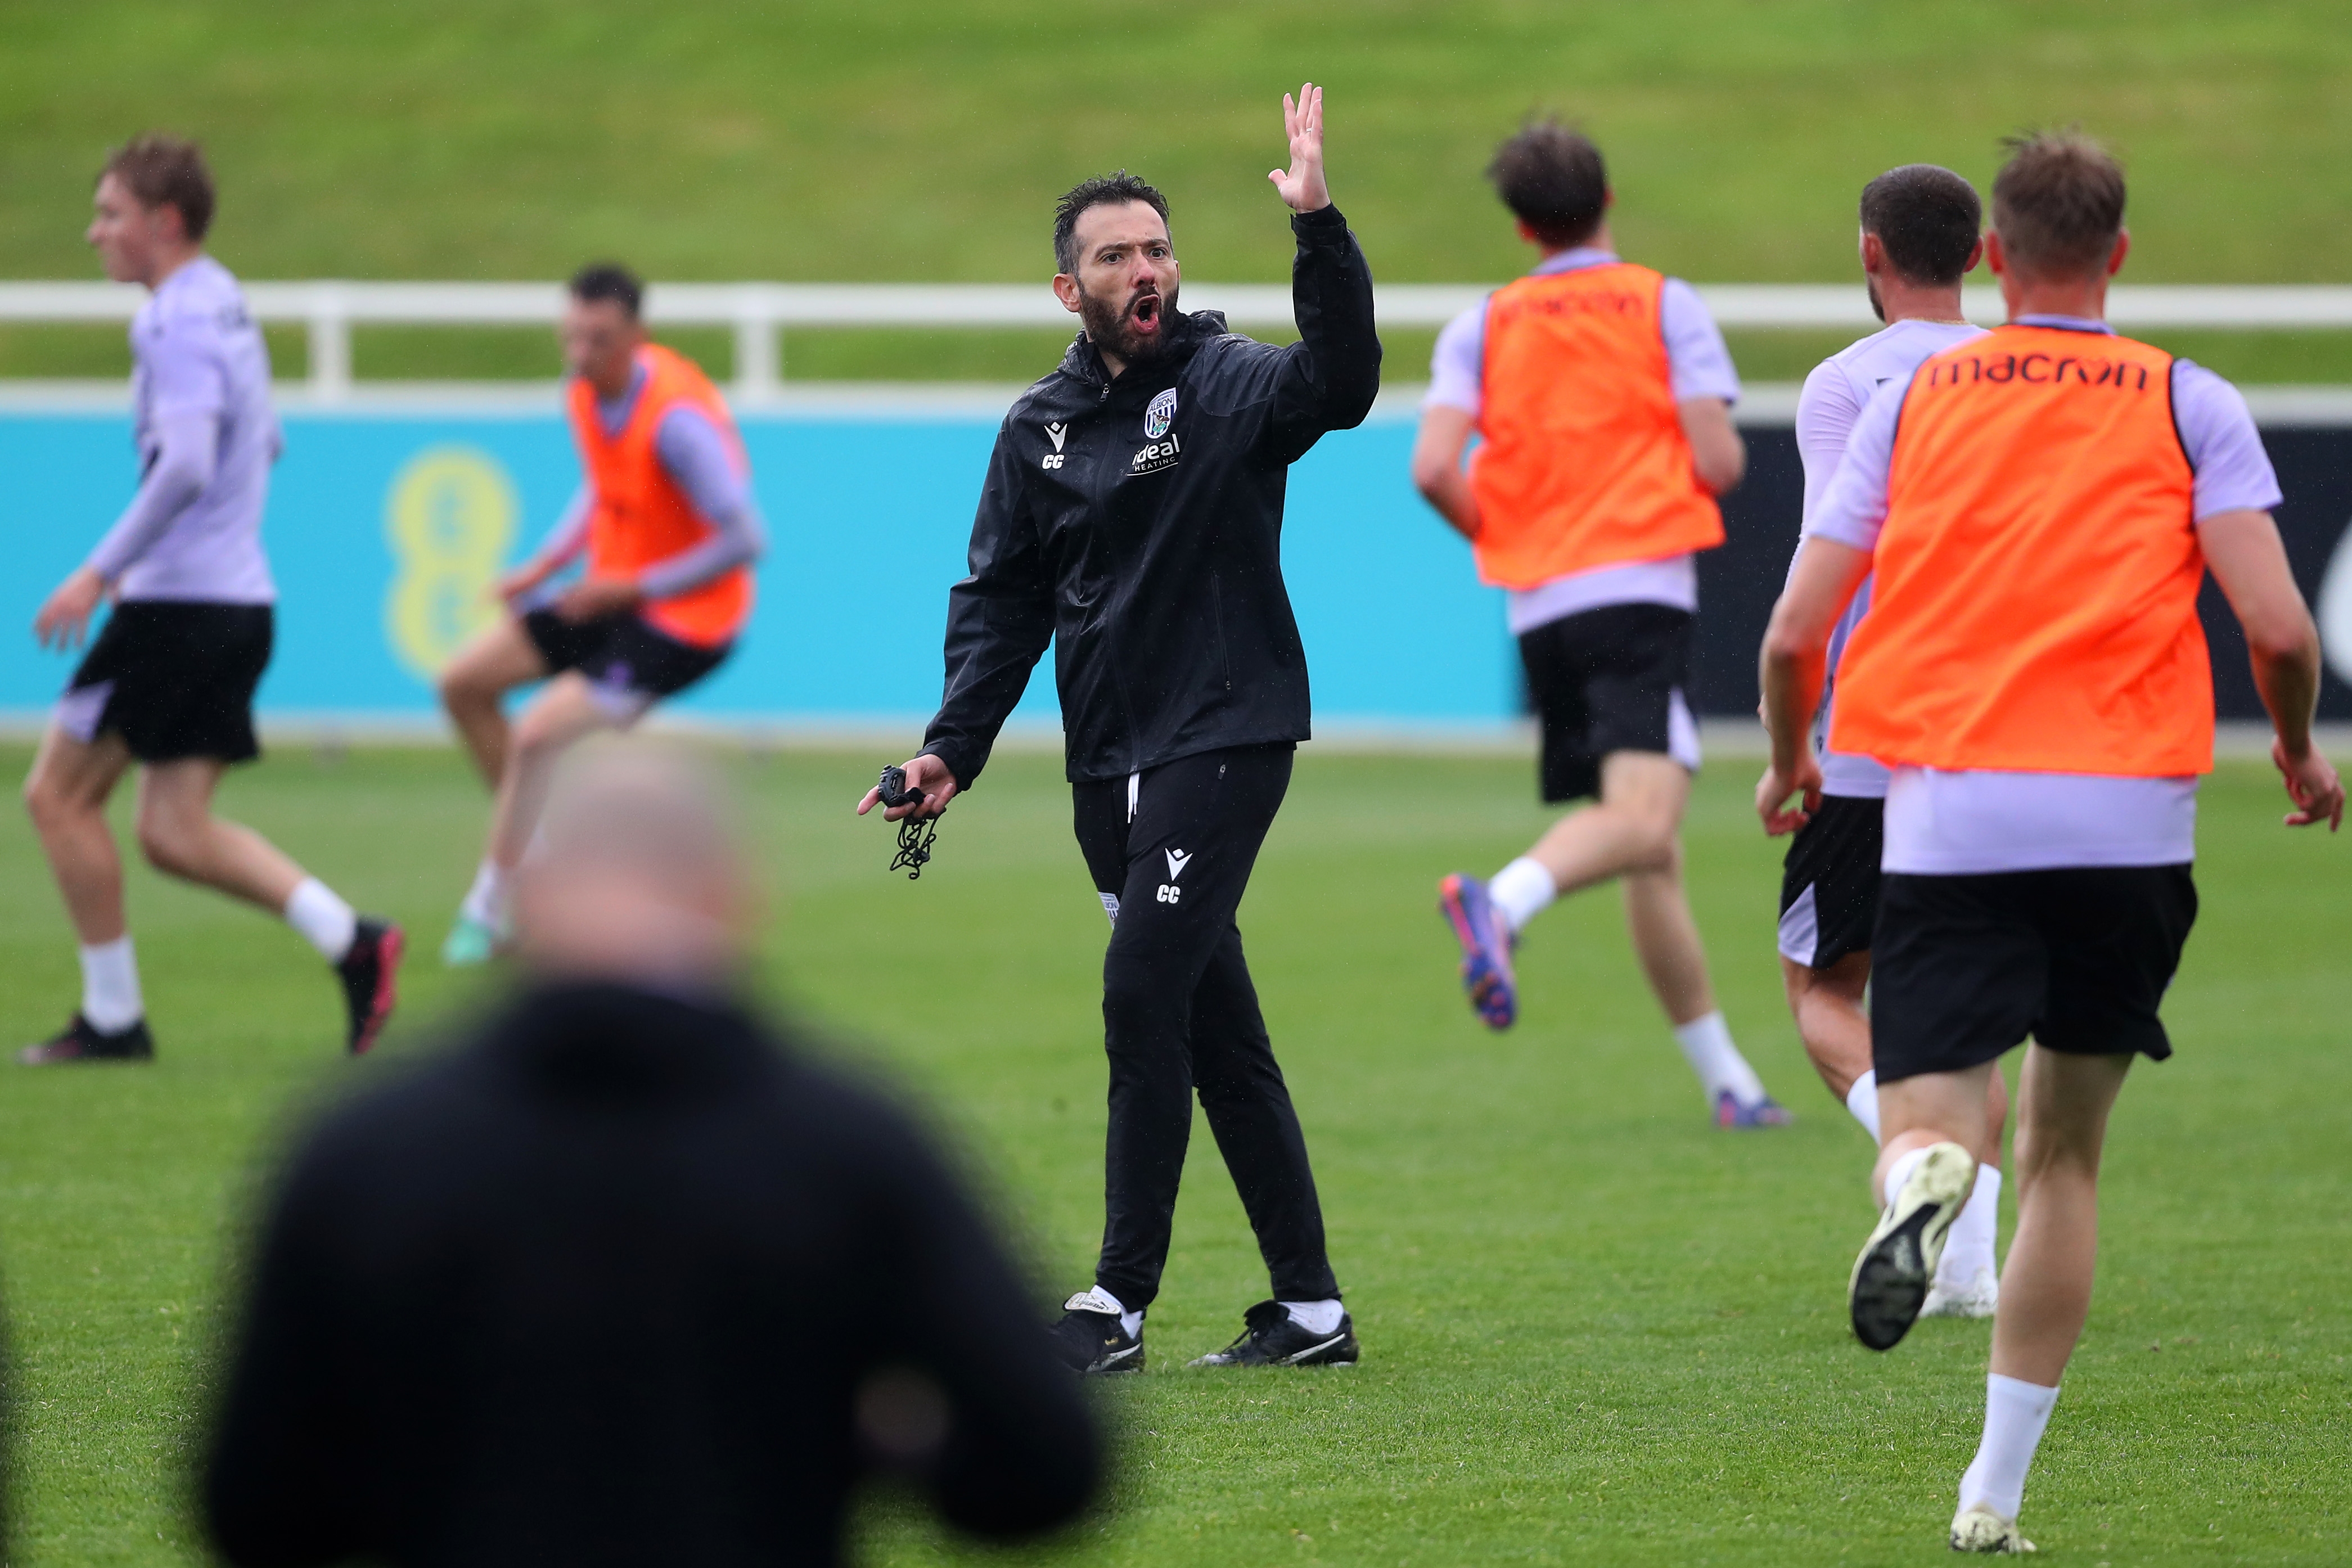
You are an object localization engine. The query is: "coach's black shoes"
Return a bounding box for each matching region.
[337,918,405,1056]
[19,1013,155,1065]
[1050,1288,1144,1375]
[1850,1141,1975,1351]
[1189,1300,1360,1368]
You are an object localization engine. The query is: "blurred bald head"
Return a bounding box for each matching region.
[515,738,752,985]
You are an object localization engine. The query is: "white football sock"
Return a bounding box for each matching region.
[283,877,358,963]
[1486,857,1555,934]
[459,859,512,930]
[1070,1285,1143,1340]
[1671,1011,1767,1105]
[1281,1299,1346,1336]
[1845,1068,1882,1141]
[1939,1165,2003,1284]
[1959,1373,2058,1520]
[1878,1144,1931,1209]
[79,936,144,1033]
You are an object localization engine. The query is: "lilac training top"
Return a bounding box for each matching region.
[85,256,281,603]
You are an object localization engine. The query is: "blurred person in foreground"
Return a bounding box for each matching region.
[1760,130,2340,1553]
[204,740,1099,1567]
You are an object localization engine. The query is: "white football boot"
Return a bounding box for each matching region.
[1950,1502,2035,1553]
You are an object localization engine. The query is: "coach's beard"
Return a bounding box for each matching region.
[1079,280,1178,367]
[1866,273,1887,323]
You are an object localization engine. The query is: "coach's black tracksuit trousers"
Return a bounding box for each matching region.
[1070,742,1339,1313]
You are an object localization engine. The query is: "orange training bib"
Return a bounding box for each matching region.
[1468,263,1724,589]
[1830,325,2210,777]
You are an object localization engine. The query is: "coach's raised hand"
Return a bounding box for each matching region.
[1267,83,1330,213]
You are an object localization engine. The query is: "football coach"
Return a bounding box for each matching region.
[861,83,1380,1373]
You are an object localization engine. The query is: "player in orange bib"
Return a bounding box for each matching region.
[1759,132,2342,1553]
[1414,119,1787,1127]
[435,264,765,963]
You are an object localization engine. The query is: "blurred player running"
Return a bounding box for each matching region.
[1413,120,1786,1127]
[435,264,765,963]
[1769,165,2006,1315]
[20,136,401,1065]
[1760,131,2342,1553]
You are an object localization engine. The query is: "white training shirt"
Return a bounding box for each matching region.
[1425,248,1741,636]
[86,255,280,603]
[1805,316,2285,874]
[1791,318,1988,800]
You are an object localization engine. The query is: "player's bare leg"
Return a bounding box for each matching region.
[490,674,630,868]
[22,734,400,1061]
[134,758,306,911]
[449,672,628,965]
[1622,837,1713,1025]
[1526,750,1687,895]
[1993,1046,2128,1382]
[1785,950,1872,1100]
[23,724,136,944]
[438,615,550,790]
[1456,750,1784,1123]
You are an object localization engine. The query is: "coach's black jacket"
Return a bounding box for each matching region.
[204,981,1098,1568]
[920,204,1381,787]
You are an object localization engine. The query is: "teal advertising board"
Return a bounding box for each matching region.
[0,407,1520,728]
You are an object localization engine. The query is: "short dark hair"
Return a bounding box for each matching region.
[1992,129,2126,280]
[100,134,215,241]
[1053,172,1171,274]
[1859,165,1982,287]
[1486,119,1608,249]
[569,262,644,319]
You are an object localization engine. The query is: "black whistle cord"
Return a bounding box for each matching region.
[891,814,940,880]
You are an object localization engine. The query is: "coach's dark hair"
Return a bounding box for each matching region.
[1053,172,1171,274]
[1992,129,2126,280]
[99,134,215,242]
[1859,165,1981,288]
[569,263,644,319]
[1487,118,1608,249]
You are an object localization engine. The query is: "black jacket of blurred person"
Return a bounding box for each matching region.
[202,744,1100,1568]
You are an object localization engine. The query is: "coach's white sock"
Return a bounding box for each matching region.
[1940,1165,2003,1285]
[283,877,358,963]
[79,936,144,1033]
[1672,1011,1767,1105]
[1959,1374,2059,1521]
[1845,1069,1883,1141]
[1073,1285,1143,1340]
[459,859,511,930]
[1878,1144,1931,1209]
[1282,1298,1346,1336]
[1486,857,1555,934]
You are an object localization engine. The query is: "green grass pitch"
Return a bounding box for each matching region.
[0,742,2342,1565]
[4,2,2352,385]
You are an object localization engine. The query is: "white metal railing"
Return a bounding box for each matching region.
[4,280,2349,403]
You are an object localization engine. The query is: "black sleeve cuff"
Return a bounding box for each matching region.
[1290,204,1348,236]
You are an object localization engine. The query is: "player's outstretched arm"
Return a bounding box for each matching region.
[2199,507,2344,830]
[1267,83,1329,213]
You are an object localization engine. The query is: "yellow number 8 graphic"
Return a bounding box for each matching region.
[383,445,519,681]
